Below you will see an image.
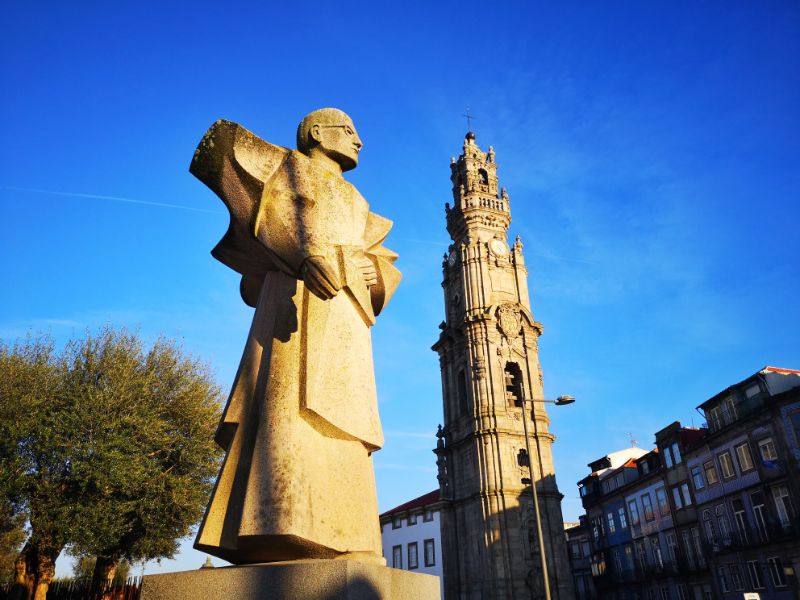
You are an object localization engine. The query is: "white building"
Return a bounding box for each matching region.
[379,490,443,597]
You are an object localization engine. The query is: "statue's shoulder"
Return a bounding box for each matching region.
[190,119,290,189]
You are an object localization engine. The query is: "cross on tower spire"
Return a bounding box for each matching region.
[461,107,477,132]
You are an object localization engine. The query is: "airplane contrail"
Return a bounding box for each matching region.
[4,187,224,215]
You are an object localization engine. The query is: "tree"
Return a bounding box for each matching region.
[0,328,223,599]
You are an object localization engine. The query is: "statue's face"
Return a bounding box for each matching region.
[312,116,363,172]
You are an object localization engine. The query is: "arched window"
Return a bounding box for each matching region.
[457,368,469,416]
[504,362,524,407]
[478,168,489,184]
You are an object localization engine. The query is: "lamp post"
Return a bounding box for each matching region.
[518,394,575,600]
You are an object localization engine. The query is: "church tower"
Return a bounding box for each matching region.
[433,132,575,599]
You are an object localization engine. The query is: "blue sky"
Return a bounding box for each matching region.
[2,0,798,576]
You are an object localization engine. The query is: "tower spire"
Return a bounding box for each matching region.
[433,134,575,600]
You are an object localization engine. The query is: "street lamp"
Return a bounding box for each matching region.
[518,394,576,600]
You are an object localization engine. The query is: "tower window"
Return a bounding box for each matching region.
[505,362,524,407]
[478,168,489,184]
[457,369,469,415]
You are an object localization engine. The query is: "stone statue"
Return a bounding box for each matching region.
[188,108,401,566]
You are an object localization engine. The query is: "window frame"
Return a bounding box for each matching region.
[392,515,402,530]
[656,487,670,516]
[408,512,417,526]
[768,556,787,587]
[735,442,754,472]
[392,544,402,569]
[628,499,640,526]
[691,465,705,490]
[747,560,764,589]
[758,437,778,461]
[407,542,418,570]
[607,511,616,534]
[618,506,628,529]
[718,451,736,479]
[424,538,436,567]
[642,493,655,522]
[703,460,720,485]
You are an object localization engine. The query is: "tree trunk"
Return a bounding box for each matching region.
[91,555,118,598]
[31,545,58,600]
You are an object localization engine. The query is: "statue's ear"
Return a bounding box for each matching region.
[309,123,322,144]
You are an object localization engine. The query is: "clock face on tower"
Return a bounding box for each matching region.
[490,239,508,257]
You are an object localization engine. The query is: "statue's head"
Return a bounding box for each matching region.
[296,108,362,172]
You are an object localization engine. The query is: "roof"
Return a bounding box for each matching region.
[698,365,800,409]
[380,490,440,518]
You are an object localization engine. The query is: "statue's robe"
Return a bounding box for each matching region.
[189,120,401,564]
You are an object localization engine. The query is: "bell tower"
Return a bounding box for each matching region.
[433,132,574,599]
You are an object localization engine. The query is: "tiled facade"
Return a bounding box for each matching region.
[575,367,800,600]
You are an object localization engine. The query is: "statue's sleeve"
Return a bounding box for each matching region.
[189,120,290,307]
[363,212,402,316]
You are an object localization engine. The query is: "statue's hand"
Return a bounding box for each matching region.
[301,256,341,300]
[356,254,378,288]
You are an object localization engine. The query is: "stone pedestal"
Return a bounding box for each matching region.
[140,559,440,600]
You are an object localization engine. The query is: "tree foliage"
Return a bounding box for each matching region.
[0,327,223,598]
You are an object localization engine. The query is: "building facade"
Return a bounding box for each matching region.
[380,490,445,598]
[576,366,800,600]
[432,132,574,600]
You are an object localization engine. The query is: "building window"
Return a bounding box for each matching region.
[570,542,581,559]
[671,442,682,464]
[772,484,792,528]
[664,446,674,469]
[636,540,648,570]
[641,460,650,475]
[725,396,738,422]
[392,515,401,529]
[715,504,730,542]
[628,500,640,525]
[582,541,590,557]
[730,564,744,590]
[692,527,705,568]
[619,507,628,529]
[613,550,623,574]
[677,584,689,600]
[457,369,469,416]
[745,383,761,398]
[642,493,655,521]
[702,509,715,543]
[735,442,754,472]
[424,539,435,567]
[703,460,719,485]
[408,512,417,526]
[504,362,523,407]
[750,491,768,542]
[665,533,677,563]
[768,557,787,587]
[408,542,418,569]
[607,512,616,534]
[758,437,778,461]
[681,530,696,569]
[701,584,713,600]
[718,451,735,479]
[423,509,433,522]
[708,405,722,431]
[660,587,670,600]
[717,567,730,594]
[656,487,670,516]
[691,465,705,490]
[624,544,635,571]
[733,499,749,544]
[680,483,692,506]
[651,537,663,567]
[392,545,402,569]
[747,560,764,589]
[672,486,683,510]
